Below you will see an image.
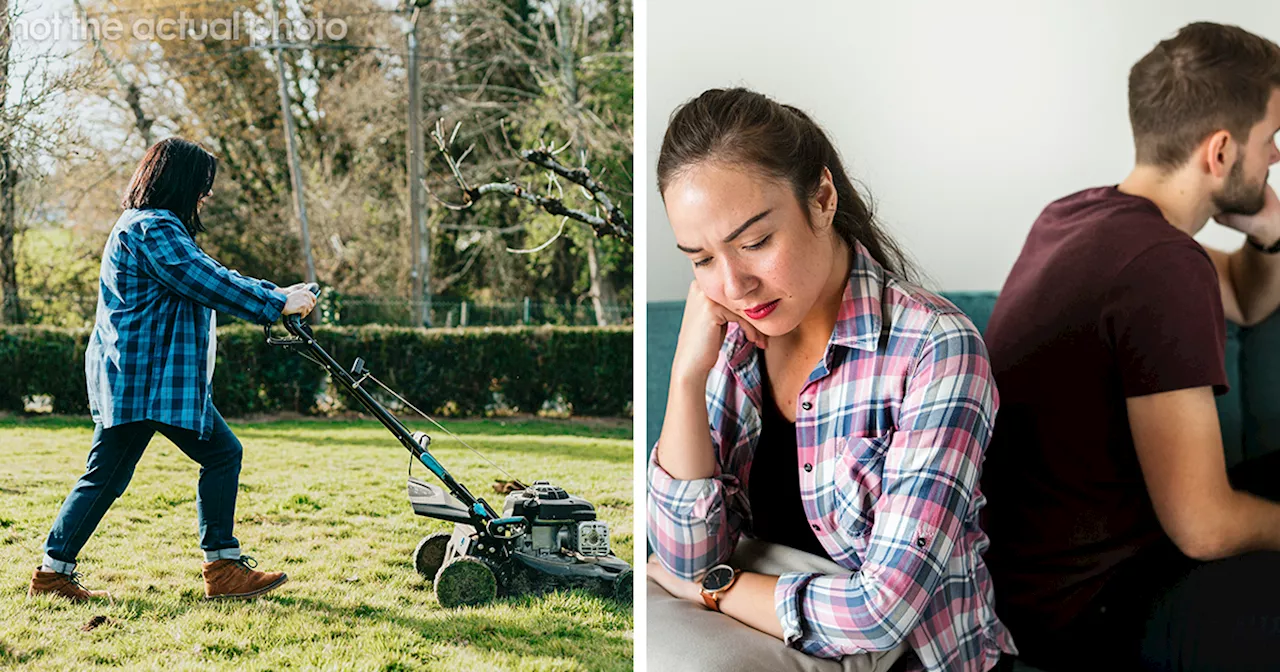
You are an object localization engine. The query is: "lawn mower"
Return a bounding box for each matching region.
[263,285,633,608]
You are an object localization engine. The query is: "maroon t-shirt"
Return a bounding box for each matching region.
[981,186,1228,635]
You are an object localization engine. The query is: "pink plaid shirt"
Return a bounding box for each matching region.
[648,243,1016,672]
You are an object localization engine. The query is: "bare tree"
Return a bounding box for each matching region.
[72,0,153,146]
[0,0,95,324]
[472,0,632,325]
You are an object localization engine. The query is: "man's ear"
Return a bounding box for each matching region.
[1204,130,1237,179]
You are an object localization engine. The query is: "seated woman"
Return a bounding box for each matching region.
[646,88,1016,672]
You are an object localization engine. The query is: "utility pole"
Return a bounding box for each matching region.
[270,0,318,308]
[406,1,431,326]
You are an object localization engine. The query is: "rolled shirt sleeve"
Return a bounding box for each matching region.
[647,349,752,582]
[135,215,287,325]
[647,444,744,581]
[775,313,998,657]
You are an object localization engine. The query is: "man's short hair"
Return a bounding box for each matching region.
[1129,22,1280,169]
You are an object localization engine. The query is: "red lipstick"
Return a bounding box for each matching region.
[744,299,780,320]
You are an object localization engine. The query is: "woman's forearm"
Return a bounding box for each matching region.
[655,371,718,480]
[717,571,784,639]
[648,558,784,639]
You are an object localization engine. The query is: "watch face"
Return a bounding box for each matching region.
[702,565,735,592]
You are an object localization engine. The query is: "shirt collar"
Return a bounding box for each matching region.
[723,240,886,371]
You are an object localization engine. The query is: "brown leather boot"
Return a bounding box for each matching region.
[27,568,112,603]
[202,556,287,600]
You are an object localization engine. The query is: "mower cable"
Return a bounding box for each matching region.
[366,373,528,489]
[294,350,326,369]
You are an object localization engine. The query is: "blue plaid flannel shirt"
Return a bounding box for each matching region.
[85,208,288,439]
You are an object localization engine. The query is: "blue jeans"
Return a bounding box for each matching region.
[43,406,243,571]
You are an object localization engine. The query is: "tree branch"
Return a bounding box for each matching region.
[428,119,631,243]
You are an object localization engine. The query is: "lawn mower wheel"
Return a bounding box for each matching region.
[434,558,497,608]
[413,532,452,581]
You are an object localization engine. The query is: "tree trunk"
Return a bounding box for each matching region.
[556,0,579,104]
[0,0,19,325]
[0,151,16,326]
[73,0,152,147]
[553,0,617,325]
[584,234,617,326]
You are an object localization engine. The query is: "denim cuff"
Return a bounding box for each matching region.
[204,547,241,562]
[42,553,75,575]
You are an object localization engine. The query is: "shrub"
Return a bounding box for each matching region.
[0,325,632,418]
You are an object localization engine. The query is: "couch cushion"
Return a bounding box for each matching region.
[647,301,686,451]
[1241,310,1280,464]
[937,292,1000,336]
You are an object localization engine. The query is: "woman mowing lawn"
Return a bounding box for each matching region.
[27,138,317,603]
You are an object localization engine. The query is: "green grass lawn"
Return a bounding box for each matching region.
[0,415,634,671]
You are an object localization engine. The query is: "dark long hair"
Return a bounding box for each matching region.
[120,138,218,236]
[657,88,915,280]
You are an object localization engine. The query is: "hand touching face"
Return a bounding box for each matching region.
[663,162,844,339]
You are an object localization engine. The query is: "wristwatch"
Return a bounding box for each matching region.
[699,563,740,611]
[1247,235,1280,254]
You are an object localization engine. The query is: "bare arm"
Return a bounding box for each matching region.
[654,281,766,479]
[647,282,770,581]
[1204,245,1280,326]
[710,572,784,637]
[656,372,718,479]
[647,556,786,638]
[1206,185,1280,326]
[1128,386,1280,560]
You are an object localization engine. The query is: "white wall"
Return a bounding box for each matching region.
[646,0,1280,301]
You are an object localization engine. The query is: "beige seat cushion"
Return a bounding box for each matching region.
[647,537,911,672]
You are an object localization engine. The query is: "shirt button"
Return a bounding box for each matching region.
[803,463,812,472]
[801,401,812,411]
[812,524,821,531]
[916,537,927,548]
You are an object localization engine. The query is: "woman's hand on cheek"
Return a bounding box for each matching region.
[647,555,703,603]
[671,281,768,384]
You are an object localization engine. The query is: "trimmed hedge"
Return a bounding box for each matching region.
[0,326,92,414]
[0,325,632,418]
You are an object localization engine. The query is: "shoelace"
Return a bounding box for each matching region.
[231,556,259,572]
[67,571,89,590]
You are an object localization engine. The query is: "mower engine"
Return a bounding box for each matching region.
[408,475,632,608]
[503,481,611,558]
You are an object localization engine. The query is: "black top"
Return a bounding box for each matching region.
[748,364,831,559]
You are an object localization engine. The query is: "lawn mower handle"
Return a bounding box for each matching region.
[263,285,499,528]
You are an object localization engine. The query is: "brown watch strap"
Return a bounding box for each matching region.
[701,589,721,611]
